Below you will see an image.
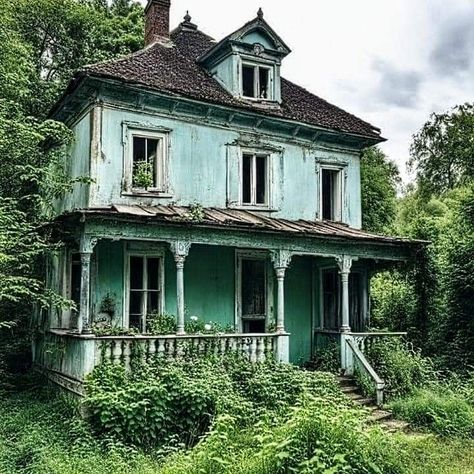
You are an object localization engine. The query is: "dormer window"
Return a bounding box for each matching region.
[242,63,272,100]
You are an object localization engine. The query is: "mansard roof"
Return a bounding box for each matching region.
[66,21,382,141]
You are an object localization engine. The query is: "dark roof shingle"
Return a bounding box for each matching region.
[82,26,382,139]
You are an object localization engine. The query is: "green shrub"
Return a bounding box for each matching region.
[146,312,177,335]
[390,388,474,438]
[85,363,216,448]
[84,356,344,450]
[364,338,435,399]
[307,341,340,374]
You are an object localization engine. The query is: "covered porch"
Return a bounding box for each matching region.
[36,205,418,393]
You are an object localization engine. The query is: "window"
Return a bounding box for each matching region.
[240,257,267,333]
[70,253,81,312]
[128,255,163,332]
[242,63,271,100]
[127,130,168,193]
[322,270,340,330]
[242,153,268,206]
[321,168,342,221]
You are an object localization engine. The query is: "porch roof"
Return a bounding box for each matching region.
[65,204,424,248]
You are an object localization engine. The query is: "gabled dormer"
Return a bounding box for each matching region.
[198,9,291,104]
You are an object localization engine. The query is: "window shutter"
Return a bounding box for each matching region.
[269,152,283,211]
[226,145,241,207]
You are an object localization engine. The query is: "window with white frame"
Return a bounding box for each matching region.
[238,254,268,333]
[242,63,272,100]
[126,130,168,193]
[242,152,269,206]
[127,255,163,332]
[320,167,343,221]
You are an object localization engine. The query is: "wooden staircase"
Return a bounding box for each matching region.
[337,375,410,433]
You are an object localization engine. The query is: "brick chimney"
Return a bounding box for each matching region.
[145,0,171,45]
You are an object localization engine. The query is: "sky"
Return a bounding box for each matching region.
[140,0,474,182]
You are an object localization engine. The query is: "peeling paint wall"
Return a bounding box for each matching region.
[85,105,362,227]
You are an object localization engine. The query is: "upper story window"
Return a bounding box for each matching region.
[320,167,343,221]
[242,152,268,206]
[123,125,170,195]
[242,63,272,100]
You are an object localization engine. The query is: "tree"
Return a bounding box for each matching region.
[360,146,400,233]
[409,103,474,196]
[13,0,144,117]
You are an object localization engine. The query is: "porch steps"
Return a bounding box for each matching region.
[336,376,410,433]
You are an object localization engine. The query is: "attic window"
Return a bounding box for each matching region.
[242,63,271,100]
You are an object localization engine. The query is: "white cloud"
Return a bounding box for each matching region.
[138,0,474,182]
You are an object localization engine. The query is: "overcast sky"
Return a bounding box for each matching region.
[141,0,474,181]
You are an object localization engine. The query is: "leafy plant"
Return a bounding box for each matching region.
[132,161,153,190]
[364,338,436,399]
[99,294,116,317]
[146,312,177,335]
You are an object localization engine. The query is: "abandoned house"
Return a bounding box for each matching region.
[34,0,420,398]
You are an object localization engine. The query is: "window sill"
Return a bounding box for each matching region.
[230,205,278,212]
[122,190,173,198]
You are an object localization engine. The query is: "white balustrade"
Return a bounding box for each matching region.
[97,333,281,367]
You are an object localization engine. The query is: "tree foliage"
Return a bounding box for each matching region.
[0,0,143,368]
[360,146,400,233]
[409,103,474,196]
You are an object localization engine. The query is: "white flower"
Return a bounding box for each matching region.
[190,316,198,321]
[204,324,212,331]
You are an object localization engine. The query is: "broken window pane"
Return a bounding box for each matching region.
[322,169,341,220]
[256,155,267,204]
[130,256,144,290]
[241,259,266,317]
[133,136,146,164]
[242,65,255,97]
[147,257,160,290]
[259,67,269,99]
[242,153,252,204]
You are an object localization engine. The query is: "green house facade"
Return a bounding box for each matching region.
[35,0,419,396]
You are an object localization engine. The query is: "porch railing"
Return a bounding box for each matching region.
[341,331,407,406]
[34,331,289,392]
[99,333,282,368]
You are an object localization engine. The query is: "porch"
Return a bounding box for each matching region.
[37,205,418,395]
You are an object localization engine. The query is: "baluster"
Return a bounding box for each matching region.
[112,340,123,365]
[148,339,157,362]
[156,338,165,359]
[256,337,264,362]
[219,338,226,358]
[249,337,258,363]
[123,340,132,371]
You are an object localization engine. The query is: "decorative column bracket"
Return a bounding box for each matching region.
[170,241,192,335]
[270,250,293,334]
[78,235,98,334]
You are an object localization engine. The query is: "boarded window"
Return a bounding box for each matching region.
[241,258,266,333]
[128,256,162,332]
[242,153,268,205]
[321,169,342,221]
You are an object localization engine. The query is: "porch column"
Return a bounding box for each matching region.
[271,250,292,333]
[78,236,97,334]
[170,241,191,335]
[337,255,353,333]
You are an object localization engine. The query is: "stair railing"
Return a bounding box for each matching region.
[342,334,385,406]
